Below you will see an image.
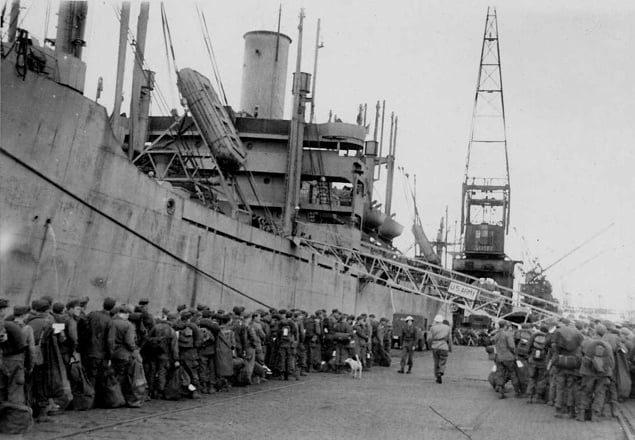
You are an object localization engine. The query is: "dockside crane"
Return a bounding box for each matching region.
[453,7,518,296]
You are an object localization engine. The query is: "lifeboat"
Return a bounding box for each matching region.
[177,68,247,172]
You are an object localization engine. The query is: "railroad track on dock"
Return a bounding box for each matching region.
[45,380,307,440]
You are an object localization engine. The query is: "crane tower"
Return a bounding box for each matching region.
[453,7,518,293]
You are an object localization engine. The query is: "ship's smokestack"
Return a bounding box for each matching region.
[240,30,292,119]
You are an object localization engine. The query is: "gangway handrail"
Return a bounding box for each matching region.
[299,237,560,322]
[305,237,559,309]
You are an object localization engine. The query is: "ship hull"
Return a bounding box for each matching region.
[0,57,445,321]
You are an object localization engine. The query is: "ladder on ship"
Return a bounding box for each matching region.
[298,237,560,323]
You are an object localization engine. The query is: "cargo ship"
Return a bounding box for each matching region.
[0,1,452,323]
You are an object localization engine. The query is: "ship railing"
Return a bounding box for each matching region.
[298,237,560,323]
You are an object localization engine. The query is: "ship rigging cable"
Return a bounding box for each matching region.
[0,146,272,309]
[195,4,228,106]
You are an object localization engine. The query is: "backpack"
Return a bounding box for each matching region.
[532,333,547,360]
[556,354,581,370]
[280,324,292,342]
[143,332,166,357]
[516,330,532,357]
[555,327,582,352]
[178,326,194,347]
[591,342,610,375]
[199,327,214,347]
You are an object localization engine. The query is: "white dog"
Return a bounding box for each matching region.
[344,355,363,379]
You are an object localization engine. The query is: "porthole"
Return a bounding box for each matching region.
[166,198,176,215]
[263,177,271,184]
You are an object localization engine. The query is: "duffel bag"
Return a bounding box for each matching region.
[0,402,33,434]
[99,368,125,408]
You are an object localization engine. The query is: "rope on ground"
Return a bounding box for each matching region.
[0,146,272,309]
[429,405,473,440]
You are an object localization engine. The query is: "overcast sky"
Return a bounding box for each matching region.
[17,0,635,311]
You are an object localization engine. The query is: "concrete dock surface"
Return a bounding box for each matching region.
[16,346,626,440]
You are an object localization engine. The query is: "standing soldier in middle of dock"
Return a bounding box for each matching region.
[398,316,416,374]
[428,314,452,383]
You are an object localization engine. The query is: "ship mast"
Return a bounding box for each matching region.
[282,9,308,236]
[309,18,322,124]
[384,114,398,216]
[111,1,130,125]
[128,1,154,160]
[55,1,87,59]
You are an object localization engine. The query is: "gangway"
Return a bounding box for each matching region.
[298,237,560,323]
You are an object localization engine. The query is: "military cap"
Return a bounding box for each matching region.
[176,304,187,312]
[40,295,54,306]
[181,310,193,320]
[196,304,206,311]
[166,312,179,321]
[32,299,50,312]
[102,297,116,311]
[52,302,65,314]
[66,299,81,309]
[13,305,30,317]
[0,298,9,309]
[201,310,213,318]
[217,309,225,315]
[161,307,170,315]
[232,306,245,316]
[79,296,90,307]
[218,314,231,324]
[332,308,339,314]
[138,298,149,306]
[595,323,607,336]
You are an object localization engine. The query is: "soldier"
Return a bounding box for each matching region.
[54,300,80,370]
[144,312,179,399]
[0,299,28,405]
[526,325,549,404]
[383,320,393,356]
[198,318,217,393]
[601,320,620,418]
[427,314,452,383]
[277,313,299,380]
[398,316,417,374]
[176,310,202,398]
[109,305,142,408]
[353,315,370,370]
[333,314,352,374]
[493,320,521,399]
[81,297,116,390]
[294,311,308,376]
[304,310,323,371]
[214,314,235,391]
[577,325,613,422]
[551,319,583,418]
[25,299,56,420]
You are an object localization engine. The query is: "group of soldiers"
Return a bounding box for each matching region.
[0,295,398,422]
[491,317,635,422]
